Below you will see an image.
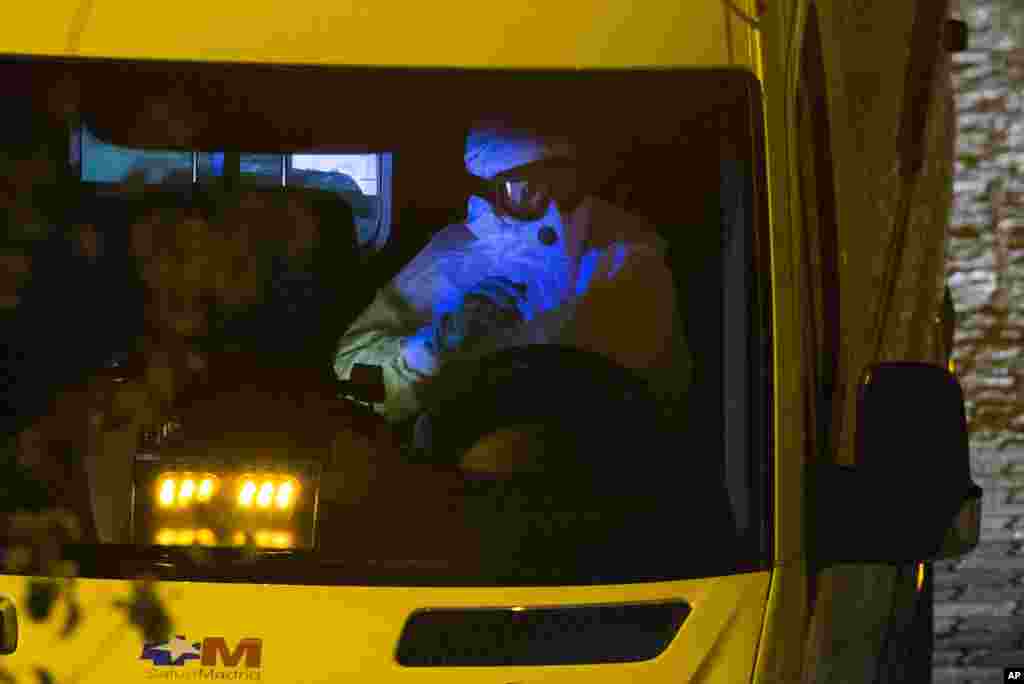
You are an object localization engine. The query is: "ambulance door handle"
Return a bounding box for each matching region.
[0,595,17,654]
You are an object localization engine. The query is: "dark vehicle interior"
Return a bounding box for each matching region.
[1,59,771,583]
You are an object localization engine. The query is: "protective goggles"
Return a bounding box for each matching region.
[467,158,582,221]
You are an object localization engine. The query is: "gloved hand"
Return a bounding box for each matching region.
[432,276,529,357]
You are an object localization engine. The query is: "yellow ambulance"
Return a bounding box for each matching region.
[0,0,982,682]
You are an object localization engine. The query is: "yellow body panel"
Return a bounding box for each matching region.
[753,0,811,678]
[0,572,769,683]
[755,0,957,679]
[0,0,958,679]
[0,2,780,681]
[2,0,759,71]
[0,1,82,58]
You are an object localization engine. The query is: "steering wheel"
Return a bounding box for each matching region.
[412,345,741,572]
[421,345,669,476]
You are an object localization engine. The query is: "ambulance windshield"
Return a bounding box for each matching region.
[1,58,772,585]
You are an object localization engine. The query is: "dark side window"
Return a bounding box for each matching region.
[796,3,842,467]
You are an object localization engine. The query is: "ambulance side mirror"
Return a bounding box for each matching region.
[808,362,982,566]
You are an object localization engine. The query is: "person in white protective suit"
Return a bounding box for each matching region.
[333,126,692,432]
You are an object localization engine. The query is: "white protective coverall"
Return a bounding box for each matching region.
[333,128,691,423]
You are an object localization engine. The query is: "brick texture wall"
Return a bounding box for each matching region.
[948,0,1024,448]
[936,1,1024,681]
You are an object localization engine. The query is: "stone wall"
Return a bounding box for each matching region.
[948,0,1024,449]
[936,1,1024,682]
